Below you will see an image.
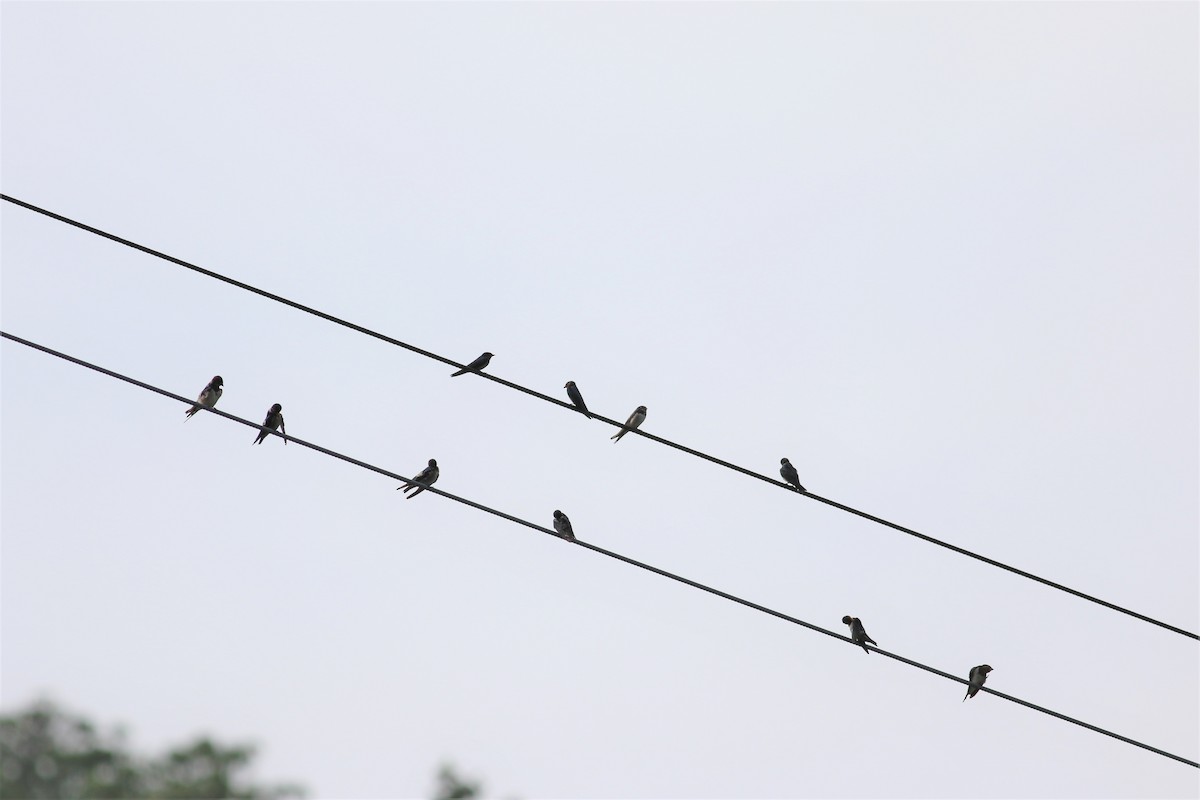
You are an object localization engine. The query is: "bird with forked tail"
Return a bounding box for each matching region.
[185,375,223,420]
[564,381,592,419]
[611,406,647,442]
[451,352,493,377]
[842,615,877,654]
[253,403,286,445]
[398,459,439,499]
[963,665,993,701]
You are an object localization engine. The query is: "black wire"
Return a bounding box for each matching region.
[2,329,1196,770]
[2,193,1196,643]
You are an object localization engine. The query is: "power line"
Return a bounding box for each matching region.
[2,329,1196,771]
[2,193,1196,644]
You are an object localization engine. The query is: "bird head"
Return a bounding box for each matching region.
[841,615,853,625]
[781,457,790,465]
[270,403,282,413]
[553,510,563,519]
[428,459,437,467]
[564,381,575,389]
[212,375,224,387]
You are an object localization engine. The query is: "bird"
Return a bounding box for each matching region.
[842,615,877,654]
[253,403,286,445]
[564,381,592,418]
[963,664,994,702]
[779,457,806,492]
[398,459,439,499]
[552,510,576,541]
[611,405,647,442]
[451,352,493,377]
[184,375,223,420]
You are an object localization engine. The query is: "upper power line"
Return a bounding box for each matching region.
[2,329,1195,770]
[2,193,1195,642]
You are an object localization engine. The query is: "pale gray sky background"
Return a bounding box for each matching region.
[2,2,1197,798]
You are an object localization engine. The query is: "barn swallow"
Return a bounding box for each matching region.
[185,375,223,420]
[842,615,877,654]
[611,405,647,442]
[963,665,993,701]
[552,509,576,541]
[451,352,494,377]
[779,458,806,492]
[398,458,439,498]
[564,381,592,418]
[253,403,286,445]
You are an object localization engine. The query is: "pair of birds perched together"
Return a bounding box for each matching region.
[391,455,576,544]
[842,615,994,701]
[562,379,646,443]
[579,378,808,486]
[184,376,286,445]
[455,352,649,443]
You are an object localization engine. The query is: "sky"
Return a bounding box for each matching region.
[2,2,1198,798]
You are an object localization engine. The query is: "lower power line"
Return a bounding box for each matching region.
[2,329,1195,770]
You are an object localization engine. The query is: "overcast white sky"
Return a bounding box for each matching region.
[2,2,1198,798]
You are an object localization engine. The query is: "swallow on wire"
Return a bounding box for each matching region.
[963,664,993,702]
[552,509,576,541]
[564,381,592,418]
[451,352,494,377]
[842,615,877,654]
[611,405,647,442]
[253,403,286,445]
[398,458,439,498]
[779,457,806,492]
[185,375,223,420]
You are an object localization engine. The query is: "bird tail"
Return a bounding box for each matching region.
[611,430,624,441]
[963,691,969,702]
[450,368,467,377]
[861,643,870,654]
[406,486,425,499]
[185,405,200,420]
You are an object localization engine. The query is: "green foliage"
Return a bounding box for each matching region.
[432,763,482,800]
[0,700,303,800]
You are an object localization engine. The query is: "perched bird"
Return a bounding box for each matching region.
[451,352,494,377]
[564,381,592,418]
[779,457,806,492]
[963,664,994,702]
[398,458,439,499]
[185,375,223,420]
[253,403,286,445]
[842,615,877,654]
[552,510,576,541]
[611,405,647,442]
